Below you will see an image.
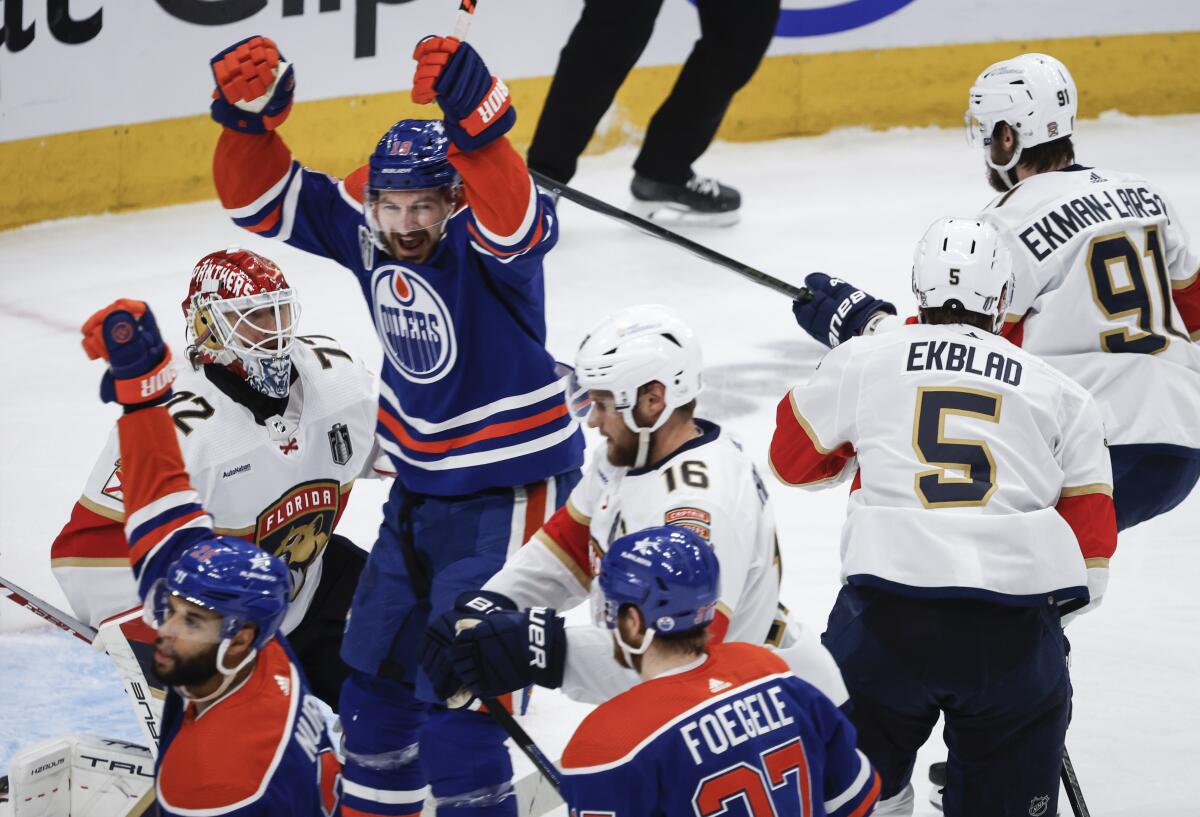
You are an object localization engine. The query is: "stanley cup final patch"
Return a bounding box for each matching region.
[328,423,353,466]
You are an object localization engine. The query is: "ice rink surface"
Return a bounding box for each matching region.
[2,113,1198,814]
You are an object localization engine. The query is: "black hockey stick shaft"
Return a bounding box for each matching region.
[0,574,97,644]
[482,697,563,795]
[531,171,811,302]
[1060,748,1090,817]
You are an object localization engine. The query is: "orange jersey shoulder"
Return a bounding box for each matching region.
[157,640,298,810]
[562,643,789,770]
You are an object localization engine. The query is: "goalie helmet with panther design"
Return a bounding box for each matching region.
[182,248,301,398]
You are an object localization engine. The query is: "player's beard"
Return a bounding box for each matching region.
[604,431,640,468]
[986,164,1013,193]
[153,640,220,687]
[385,228,439,264]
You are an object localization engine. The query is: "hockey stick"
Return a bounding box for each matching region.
[482,696,563,795]
[453,0,477,40]
[531,171,811,302]
[1060,748,1090,817]
[0,574,97,643]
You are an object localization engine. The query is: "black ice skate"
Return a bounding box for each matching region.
[630,173,741,227]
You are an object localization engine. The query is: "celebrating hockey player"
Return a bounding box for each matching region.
[421,304,846,710]
[51,248,378,708]
[559,525,880,817]
[78,298,340,816]
[207,34,583,817]
[772,218,1118,816]
[793,52,1200,533]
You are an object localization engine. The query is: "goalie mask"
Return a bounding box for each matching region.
[182,249,300,399]
[568,305,703,468]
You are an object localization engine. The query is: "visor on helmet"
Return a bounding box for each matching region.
[564,365,594,423]
[145,578,250,645]
[590,581,618,630]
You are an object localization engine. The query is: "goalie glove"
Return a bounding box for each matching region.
[793,273,896,348]
[412,36,514,152]
[210,35,295,134]
[451,604,566,699]
[80,299,175,409]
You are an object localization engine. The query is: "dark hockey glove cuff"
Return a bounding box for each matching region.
[450,607,565,698]
[793,272,896,348]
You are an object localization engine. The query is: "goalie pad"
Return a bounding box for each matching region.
[94,607,166,757]
[9,735,154,817]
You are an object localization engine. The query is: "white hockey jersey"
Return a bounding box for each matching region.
[486,420,846,705]
[770,323,1117,605]
[51,336,380,633]
[980,165,1200,447]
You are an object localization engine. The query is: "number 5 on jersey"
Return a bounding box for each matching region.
[912,387,1002,508]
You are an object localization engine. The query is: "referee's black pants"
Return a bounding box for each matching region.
[527,0,781,185]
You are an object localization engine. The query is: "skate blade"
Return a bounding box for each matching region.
[629,199,741,228]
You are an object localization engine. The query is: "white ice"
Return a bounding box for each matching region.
[2,113,1198,815]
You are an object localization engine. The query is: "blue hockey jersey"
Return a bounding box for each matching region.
[560,642,879,817]
[117,407,340,817]
[214,128,584,495]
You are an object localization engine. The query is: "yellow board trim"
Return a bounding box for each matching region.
[2,31,1198,231]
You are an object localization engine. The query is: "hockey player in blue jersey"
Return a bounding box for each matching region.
[208,33,583,817]
[559,525,880,817]
[79,299,340,816]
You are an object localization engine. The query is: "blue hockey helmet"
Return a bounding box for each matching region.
[595,525,720,640]
[368,119,460,192]
[149,536,290,656]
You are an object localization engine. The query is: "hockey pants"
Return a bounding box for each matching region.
[337,472,579,817]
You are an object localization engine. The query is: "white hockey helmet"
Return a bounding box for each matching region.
[912,218,1014,333]
[966,53,1077,177]
[569,305,703,466]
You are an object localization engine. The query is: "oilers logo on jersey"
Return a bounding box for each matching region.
[371,265,457,383]
[255,479,341,599]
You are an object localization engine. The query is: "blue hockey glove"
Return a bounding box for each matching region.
[210,35,295,134]
[80,300,175,409]
[421,590,519,702]
[793,273,896,348]
[412,36,514,152]
[451,605,566,698]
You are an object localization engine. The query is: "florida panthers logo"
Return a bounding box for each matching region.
[372,265,457,383]
[255,480,341,600]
